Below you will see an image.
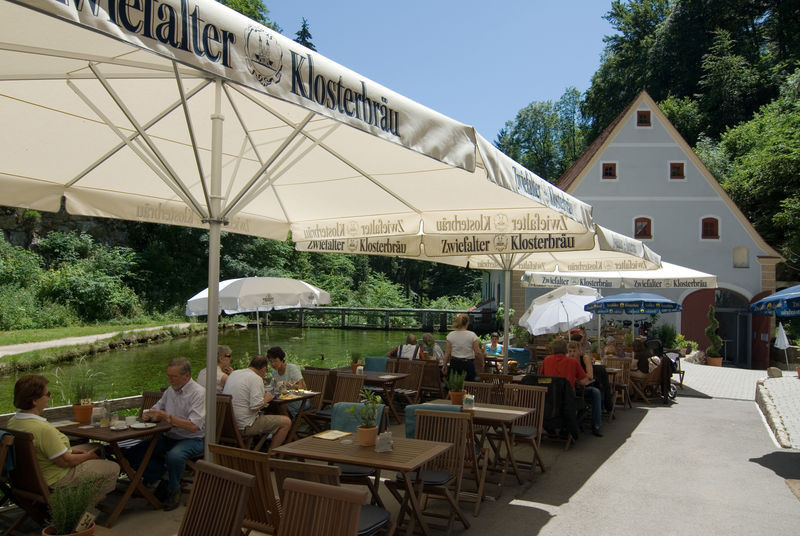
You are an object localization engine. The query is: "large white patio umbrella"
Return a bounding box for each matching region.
[0,0,599,456]
[185,277,331,353]
[521,261,717,289]
[518,285,601,336]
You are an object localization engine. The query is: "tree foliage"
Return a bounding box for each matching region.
[218,0,280,30]
[294,17,316,50]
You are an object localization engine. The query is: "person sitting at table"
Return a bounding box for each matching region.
[128,357,205,511]
[267,346,305,417]
[7,375,120,502]
[420,332,445,367]
[631,339,659,379]
[224,354,291,450]
[603,336,623,357]
[485,332,503,357]
[444,313,484,381]
[387,333,421,359]
[542,339,602,437]
[566,341,604,437]
[196,345,233,393]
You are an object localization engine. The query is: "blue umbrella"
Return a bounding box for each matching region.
[584,292,682,315]
[750,285,800,318]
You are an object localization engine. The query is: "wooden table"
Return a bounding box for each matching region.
[268,390,319,442]
[58,420,172,528]
[425,399,533,494]
[338,371,408,424]
[273,434,450,536]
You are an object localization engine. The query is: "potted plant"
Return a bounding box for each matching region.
[54,359,100,425]
[347,389,381,446]
[43,477,99,535]
[705,305,724,366]
[624,331,634,353]
[350,352,362,374]
[445,370,467,405]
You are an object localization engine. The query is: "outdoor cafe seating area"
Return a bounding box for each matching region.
[0,348,683,536]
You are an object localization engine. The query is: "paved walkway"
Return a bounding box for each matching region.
[0,324,192,357]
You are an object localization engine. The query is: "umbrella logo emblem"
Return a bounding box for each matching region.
[245,26,283,88]
[493,234,509,252]
[493,214,509,232]
[347,221,360,236]
[346,239,360,253]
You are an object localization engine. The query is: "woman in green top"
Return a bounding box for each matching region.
[8,375,119,497]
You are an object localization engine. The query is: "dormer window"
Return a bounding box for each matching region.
[670,162,685,179]
[634,217,652,239]
[602,162,617,180]
[636,110,651,127]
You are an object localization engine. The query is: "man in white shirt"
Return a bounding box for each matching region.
[129,357,205,511]
[223,355,291,450]
[388,334,420,359]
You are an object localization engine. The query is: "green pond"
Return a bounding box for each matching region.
[0,327,412,413]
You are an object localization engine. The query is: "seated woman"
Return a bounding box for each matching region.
[603,336,624,357]
[7,375,119,500]
[421,333,445,368]
[566,341,604,437]
[630,339,660,379]
[196,344,233,393]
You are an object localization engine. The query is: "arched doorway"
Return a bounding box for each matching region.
[715,289,751,368]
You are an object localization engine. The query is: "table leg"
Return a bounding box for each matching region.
[382,382,403,424]
[286,399,310,442]
[401,470,431,536]
[500,423,523,487]
[103,435,161,527]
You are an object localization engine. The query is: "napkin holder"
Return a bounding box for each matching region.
[374,431,393,452]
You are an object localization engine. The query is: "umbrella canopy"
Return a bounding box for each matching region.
[775,322,791,350]
[518,285,601,335]
[185,277,330,316]
[750,285,800,318]
[584,293,682,315]
[521,261,717,289]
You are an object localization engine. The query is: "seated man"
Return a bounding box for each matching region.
[268,346,305,417]
[541,339,603,437]
[223,355,291,450]
[128,357,205,511]
[387,334,421,359]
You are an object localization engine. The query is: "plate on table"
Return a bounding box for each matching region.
[130,422,156,429]
[110,424,129,431]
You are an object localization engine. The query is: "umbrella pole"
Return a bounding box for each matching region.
[203,79,224,461]
[256,311,261,354]
[503,269,511,374]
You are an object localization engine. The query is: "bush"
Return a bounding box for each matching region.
[0,236,42,287]
[0,285,78,330]
[652,323,677,348]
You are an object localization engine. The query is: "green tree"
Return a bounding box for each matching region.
[294,17,316,51]
[218,0,280,31]
[658,94,703,146]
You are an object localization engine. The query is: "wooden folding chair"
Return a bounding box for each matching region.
[300,369,330,433]
[208,443,281,536]
[139,390,163,417]
[388,410,470,536]
[309,374,365,429]
[177,460,255,536]
[419,360,444,400]
[501,383,547,475]
[216,394,248,449]
[270,459,391,536]
[0,429,50,536]
[477,374,513,404]
[277,478,365,536]
[463,381,495,404]
[0,433,14,508]
[393,360,425,406]
[603,357,633,408]
[459,417,489,517]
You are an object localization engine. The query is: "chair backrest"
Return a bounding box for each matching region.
[414,410,469,492]
[208,443,281,534]
[216,394,247,449]
[603,357,632,385]
[463,381,495,404]
[364,356,389,372]
[478,373,513,404]
[0,428,50,524]
[395,360,425,393]
[269,458,341,502]
[331,374,365,404]
[503,384,547,444]
[178,460,255,536]
[403,404,462,438]
[277,478,364,536]
[0,432,14,477]
[301,369,329,411]
[386,358,399,373]
[139,390,163,417]
[331,402,386,433]
[419,360,444,396]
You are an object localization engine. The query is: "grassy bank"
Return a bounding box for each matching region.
[0,323,208,375]
[0,321,186,346]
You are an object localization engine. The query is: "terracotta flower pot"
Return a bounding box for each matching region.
[449,390,466,405]
[72,404,93,425]
[357,425,378,447]
[795,366,800,377]
[42,521,95,536]
[706,356,723,367]
[350,363,360,374]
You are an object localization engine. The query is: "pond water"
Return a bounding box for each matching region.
[0,327,412,413]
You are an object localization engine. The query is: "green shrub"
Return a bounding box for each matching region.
[705,305,723,357]
[48,477,99,534]
[0,236,42,287]
[37,265,141,321]
[0,285,78,330]
[652,323,678,349]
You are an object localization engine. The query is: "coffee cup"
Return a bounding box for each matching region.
[125,415,137,425]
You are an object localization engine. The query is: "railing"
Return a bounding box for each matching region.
[266,307,499,332]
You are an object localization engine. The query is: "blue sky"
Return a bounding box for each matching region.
[267,1,614,141]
